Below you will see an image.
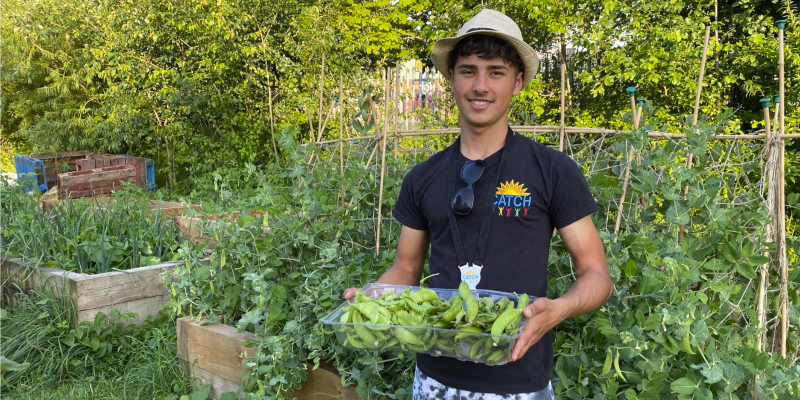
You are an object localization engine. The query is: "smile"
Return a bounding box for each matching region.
[468,99,492,110]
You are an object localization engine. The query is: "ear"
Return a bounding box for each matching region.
[512,70,524,95]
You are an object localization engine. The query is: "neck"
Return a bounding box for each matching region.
[458,117,509,160]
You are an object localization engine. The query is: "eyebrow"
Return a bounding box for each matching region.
[456,63,509,71]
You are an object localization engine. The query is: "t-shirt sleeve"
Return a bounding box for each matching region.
[392,169,429,230]
[549,155,599,229]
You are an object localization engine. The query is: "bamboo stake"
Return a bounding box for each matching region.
[613,87,638,242]
[757,98,775,356]
[680,26,712,243]
[318,53,325,137]
[559,59,567,152]
[340,77,345,208]
[267,72,277,157]
[773,94,780,132]
[776,19,788,358]
[394,62,400,158]
[340,77,344,175]
[376,68,391,255]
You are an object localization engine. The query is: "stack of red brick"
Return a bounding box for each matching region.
[57,154,149,199]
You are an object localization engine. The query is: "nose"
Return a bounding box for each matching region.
[472,71,489,94]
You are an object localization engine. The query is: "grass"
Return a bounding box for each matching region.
[0,287,193,399]
[4,380,127,400]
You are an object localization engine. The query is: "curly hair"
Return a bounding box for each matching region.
[447,34,524,74]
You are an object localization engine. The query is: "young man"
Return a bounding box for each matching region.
[344,9,612,399]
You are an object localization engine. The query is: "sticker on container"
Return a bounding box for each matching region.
[458,264,482,290]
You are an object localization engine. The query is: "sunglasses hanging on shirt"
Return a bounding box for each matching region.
[451,160,486,216]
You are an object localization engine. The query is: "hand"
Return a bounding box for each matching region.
[343,288,358,301]
[509,297,567,362]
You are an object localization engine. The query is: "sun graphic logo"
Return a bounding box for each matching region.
[494,180,531,217]
[496,180,530,196]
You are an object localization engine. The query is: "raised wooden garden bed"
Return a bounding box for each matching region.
[0,253,192,326]
[76,155,149,190]
[177,317,359,399]
[40,198,202,217]
[175,211,269,249]
[57,164,141,199]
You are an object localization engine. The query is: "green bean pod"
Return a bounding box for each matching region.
[486,349,507,364]
[441,295,462,322]
[458,281,479,325]
[491,306,522,340]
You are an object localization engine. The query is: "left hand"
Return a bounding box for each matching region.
[509,297,567,362]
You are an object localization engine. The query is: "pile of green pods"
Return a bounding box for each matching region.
[337,281,530,365]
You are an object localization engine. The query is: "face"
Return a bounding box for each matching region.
[448,53,523,131]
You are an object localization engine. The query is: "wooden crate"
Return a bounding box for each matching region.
[76,155,148,190]
[57,165,140,199]
[0,253,188,326]
[177,317,360,400]
[175,211,268,249]
[27,150,92,187]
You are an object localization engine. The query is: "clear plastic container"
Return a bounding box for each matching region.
[321,283,534,366]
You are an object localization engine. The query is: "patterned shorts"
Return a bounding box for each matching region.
[412,367,555,400]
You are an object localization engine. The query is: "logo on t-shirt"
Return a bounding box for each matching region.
[494,180,531,218]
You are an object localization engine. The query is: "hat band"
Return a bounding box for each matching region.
[466,28,497,33]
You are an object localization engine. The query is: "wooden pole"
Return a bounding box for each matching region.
[680,26,711,243]
[339,77,344,175]
[376,68,391,255]
[757,98,774,354]
[773,94,780,132]
[559,59,567,152]
[394,62,400,158]
[613,88,638,243]
[267,72,278,158]
[776,20,788,358]
[340,77,345,208]
[754,98,775,400]
[318,53,325,138]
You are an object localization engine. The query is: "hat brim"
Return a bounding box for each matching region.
[430,29,539,89]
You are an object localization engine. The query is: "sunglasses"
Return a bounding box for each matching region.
[451,160,486,216]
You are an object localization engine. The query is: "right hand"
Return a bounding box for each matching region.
[343,287,358,301]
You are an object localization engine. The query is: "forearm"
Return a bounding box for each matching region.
[553,268,613,320]
[376,263,423,286]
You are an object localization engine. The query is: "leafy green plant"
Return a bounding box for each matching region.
[0,180,181,274]
[1,288,192,398]
[169,112,798,400]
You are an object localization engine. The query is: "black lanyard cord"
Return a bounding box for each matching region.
[447,128,515,267]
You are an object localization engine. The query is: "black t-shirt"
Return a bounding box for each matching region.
[392,126,599,394]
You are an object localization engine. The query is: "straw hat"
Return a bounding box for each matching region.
[430,9,539,88]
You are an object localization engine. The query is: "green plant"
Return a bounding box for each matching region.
[0,288,192,398]
[0,180,181,274]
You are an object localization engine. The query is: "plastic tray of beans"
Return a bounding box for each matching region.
[322,282,534,365]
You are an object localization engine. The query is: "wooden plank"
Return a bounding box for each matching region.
[61,178,132,192]
[77,293,171,326]
[1,256,82,303]
[177,317,359,400]
[59,166,136,186]
[284,363,361,400]
[177,317,256,383]
[29,150,91,160]
[181,360,245,399]
[71,261,181,311]
[1,253,206,326]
